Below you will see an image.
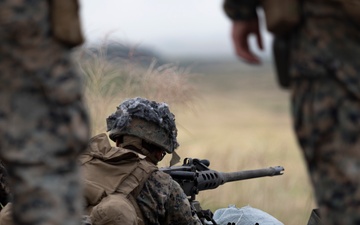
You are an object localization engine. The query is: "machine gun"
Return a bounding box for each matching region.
[160,158,284,225]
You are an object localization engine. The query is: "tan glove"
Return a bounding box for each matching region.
[50,0,85,47]
[261,0,301,35]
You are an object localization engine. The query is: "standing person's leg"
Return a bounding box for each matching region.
[0,1,89,225]
[292,79,360,225]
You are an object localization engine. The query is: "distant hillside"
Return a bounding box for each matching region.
[84,42,167,67]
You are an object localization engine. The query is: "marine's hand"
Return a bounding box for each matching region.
[231,19,263,64]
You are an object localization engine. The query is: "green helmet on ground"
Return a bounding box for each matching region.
[106,97,179,153]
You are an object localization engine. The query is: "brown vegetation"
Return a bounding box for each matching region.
[74,43,198,135]
[77,49,316,225]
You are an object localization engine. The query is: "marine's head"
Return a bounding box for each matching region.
[106,97,179,163]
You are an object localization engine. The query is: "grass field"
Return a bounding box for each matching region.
[164,60,317,225]
[80,52,317,225]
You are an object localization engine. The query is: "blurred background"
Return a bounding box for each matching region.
[79,0,274,60]
[77,0,317,224]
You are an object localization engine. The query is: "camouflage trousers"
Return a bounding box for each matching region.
[292,78,360,225]
[0,1,89,225]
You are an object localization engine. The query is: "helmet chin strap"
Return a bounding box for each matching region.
[120,135,181,166]
[169,151,180,167]
[120,135,161,165]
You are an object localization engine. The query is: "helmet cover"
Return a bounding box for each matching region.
[106,97,179,153]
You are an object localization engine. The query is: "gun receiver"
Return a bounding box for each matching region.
[160,158,284,225]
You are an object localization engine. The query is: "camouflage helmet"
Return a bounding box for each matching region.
[106,97,179,153]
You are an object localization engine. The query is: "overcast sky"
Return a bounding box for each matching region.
[79,0,273,59]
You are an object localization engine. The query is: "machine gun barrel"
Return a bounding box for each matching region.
[221,166,284,183]
[196,166,284,193]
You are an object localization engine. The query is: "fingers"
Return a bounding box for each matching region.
[255,27,264,50]
[231,20,262,64]
[236,39,260,64]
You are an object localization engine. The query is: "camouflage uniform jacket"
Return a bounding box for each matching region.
[223,0,360,99]
[223,1,360,224]
[82,134,202,225]
[0,1,89,225]
[137,170,202,225]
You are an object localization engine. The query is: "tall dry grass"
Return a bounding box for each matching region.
[76,46,317,225]
[74,42,198,135]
